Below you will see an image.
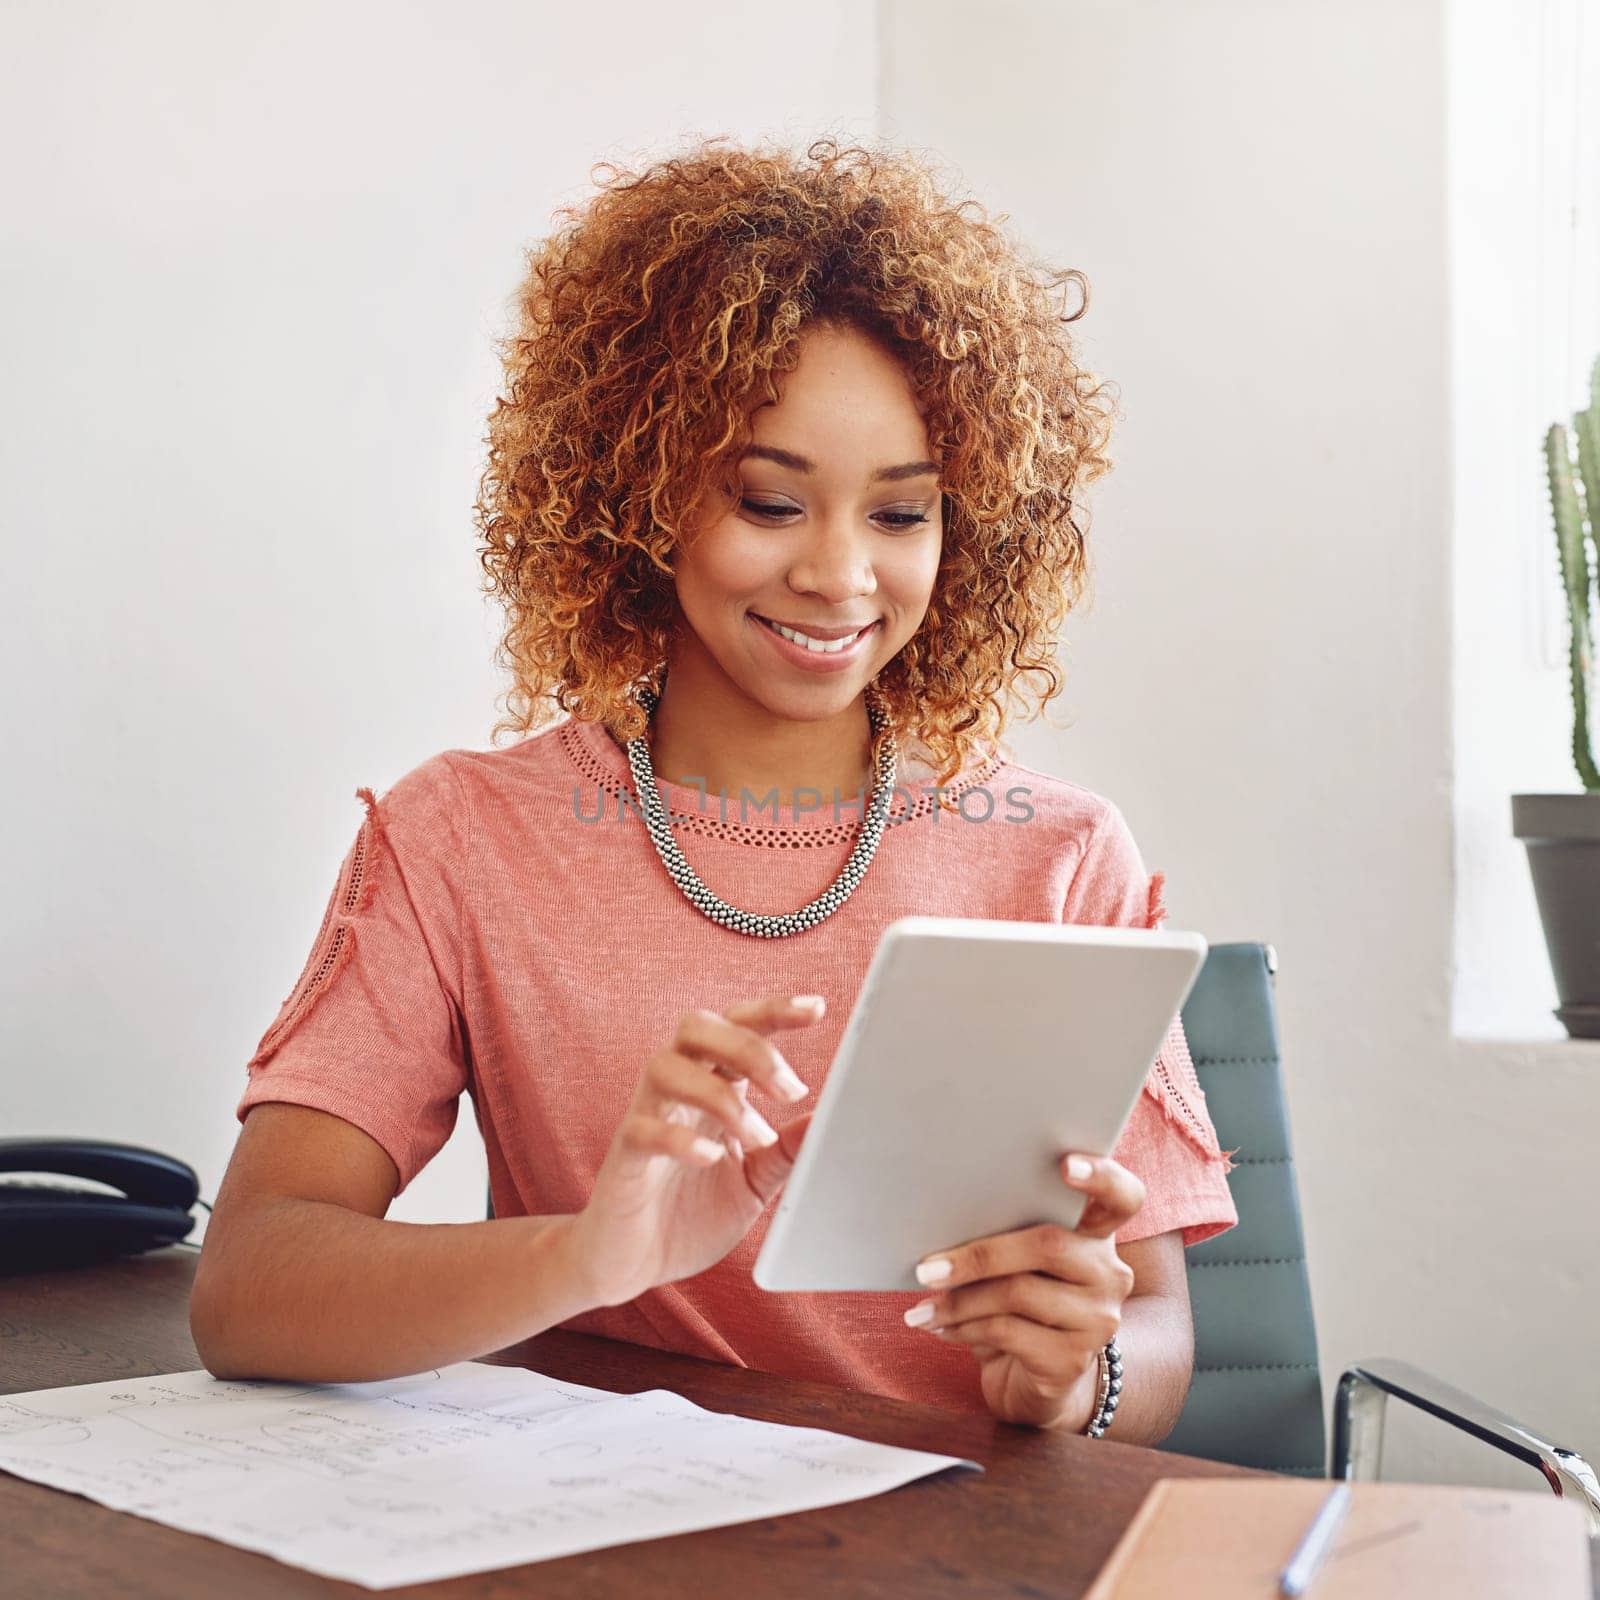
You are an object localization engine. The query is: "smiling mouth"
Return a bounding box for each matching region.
[751,614,880,653]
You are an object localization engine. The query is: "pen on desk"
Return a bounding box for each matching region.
[1278,1481,1352,1597]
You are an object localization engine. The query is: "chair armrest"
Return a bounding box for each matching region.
[1333,1358,1600,1534]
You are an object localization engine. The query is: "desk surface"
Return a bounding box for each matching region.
[0,1248,1382,1596]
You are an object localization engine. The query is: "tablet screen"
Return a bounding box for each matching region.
[753,915,1207,1292]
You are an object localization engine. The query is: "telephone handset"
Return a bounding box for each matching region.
[0,1137,200,1274]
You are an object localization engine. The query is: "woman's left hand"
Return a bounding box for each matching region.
[905,1152,1147,1429]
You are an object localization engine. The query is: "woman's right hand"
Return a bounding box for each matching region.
[565,994,827,1308]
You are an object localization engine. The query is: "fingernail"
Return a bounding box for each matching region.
[1066,1155,1093,1184]
[743,1112,779,1148]
[776,1066,808,1102]
[792,994,825,1012]
[904,1300,936,1327]
[915,1257,952,1285]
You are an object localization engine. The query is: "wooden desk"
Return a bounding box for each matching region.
[0,1248,1283,1596]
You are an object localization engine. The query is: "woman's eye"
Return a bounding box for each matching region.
[739,498,930,529]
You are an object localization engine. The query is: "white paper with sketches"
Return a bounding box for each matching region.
[0,1360,983,1589]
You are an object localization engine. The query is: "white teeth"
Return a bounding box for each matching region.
[760,617,870,654]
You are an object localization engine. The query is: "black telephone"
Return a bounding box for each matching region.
[0,1138,201,1274]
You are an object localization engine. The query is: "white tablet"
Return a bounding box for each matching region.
[752,915,1208,1294]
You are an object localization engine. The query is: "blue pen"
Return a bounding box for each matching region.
[1278,1481,1352,1597]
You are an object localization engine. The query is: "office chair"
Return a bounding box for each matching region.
[1164,941,1599,1532]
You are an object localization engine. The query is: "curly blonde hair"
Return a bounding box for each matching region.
[473,134,1116,788]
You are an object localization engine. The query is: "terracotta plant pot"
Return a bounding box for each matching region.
[1512,793,1600,1039]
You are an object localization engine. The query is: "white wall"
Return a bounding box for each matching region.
[0,1,874,1226]
[879,0,1600,1484]
[6,0,1594,1490]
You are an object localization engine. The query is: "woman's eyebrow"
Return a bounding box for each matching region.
[740,444,940,482]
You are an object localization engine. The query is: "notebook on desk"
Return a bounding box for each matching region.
[1083,1477,1591,1599]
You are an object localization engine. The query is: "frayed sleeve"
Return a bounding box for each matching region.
[1062,800,1239,1247]
[235,753,470,1198]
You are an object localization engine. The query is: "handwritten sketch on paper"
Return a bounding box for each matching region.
[0,1360,983,1589]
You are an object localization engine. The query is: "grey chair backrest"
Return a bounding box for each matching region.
[1156,940,1326,1476]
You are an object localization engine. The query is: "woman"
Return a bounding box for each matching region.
[195,137,1238,1442]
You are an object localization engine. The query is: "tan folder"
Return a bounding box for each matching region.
[1083,1477,1591,1599]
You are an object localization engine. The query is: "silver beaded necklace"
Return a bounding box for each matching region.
[623,671,900,938]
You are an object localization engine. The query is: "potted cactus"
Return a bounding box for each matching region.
[1512,353,1600,1039]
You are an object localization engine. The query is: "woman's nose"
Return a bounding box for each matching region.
[787,522,877,602]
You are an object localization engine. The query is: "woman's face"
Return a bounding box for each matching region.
[669,322,944,724]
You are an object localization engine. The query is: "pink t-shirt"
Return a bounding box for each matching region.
[236,714,1238,1415]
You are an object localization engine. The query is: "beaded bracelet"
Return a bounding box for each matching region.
[1081,1336,1123,1438]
